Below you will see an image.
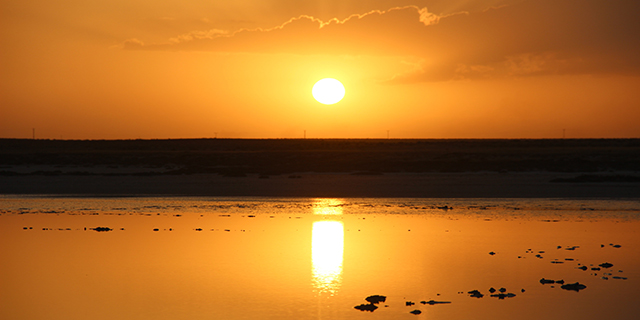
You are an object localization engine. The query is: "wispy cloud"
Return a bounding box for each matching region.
[123,0,640,82]
[122,6,447,51]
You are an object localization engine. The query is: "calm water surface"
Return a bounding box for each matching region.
[1,196,639,320]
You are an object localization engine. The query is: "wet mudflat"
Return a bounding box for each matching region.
[1,197,639,320]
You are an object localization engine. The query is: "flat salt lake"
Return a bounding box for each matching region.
[1,196,639,320]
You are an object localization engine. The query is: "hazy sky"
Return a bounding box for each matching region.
[2,0,639,139]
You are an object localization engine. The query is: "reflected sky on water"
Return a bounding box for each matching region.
[1,197,639,320]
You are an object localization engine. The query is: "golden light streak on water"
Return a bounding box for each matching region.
[311,220,344,295]
[312,198,345,216]
[311,199,345,295]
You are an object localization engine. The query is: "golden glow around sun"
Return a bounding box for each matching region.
[312,78,345,105]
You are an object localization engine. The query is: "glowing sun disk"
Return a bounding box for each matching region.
[312,78,345,105]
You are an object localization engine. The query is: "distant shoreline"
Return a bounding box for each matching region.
[2,172,639,198]
[1,138,639,198]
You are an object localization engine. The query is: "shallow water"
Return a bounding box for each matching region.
[1,196,639,320]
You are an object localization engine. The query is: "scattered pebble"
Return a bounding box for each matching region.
[355,295,386,312]
[365,295,386,304]
[354,304,377,312]
[560,282,587,292]
[490,293,516,299]
[468,290,484,298]
[540,278,564,284]
[420,300,451,305]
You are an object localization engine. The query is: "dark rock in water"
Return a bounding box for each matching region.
[489,287,496,293]
[406,301,415,306]
[540,278,555,284]
[498,287,506,293]
[591,267,601,271]
[354,304,378,312]
[599,262,614,268]
[489,251,496,255]
[468,290,484,298]
[421,300,451,305]
[577,266,588,271]
[92,227,112,232]
[561,282,587,292]
[365,295,386,304]
[409,309,422,315]
[612,244,621,248]
[612,276,628,280]
[491,293,516,299]
[556,280,564,284]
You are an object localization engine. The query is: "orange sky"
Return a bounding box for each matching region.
[1,0,639,139]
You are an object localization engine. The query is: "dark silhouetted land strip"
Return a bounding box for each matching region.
[1,138,639,197]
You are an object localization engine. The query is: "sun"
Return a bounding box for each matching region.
[312,78,345,105]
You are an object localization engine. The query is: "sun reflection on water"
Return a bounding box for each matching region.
[311,199,344,295]
[312,221,344,295]
[312,198,345,216]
